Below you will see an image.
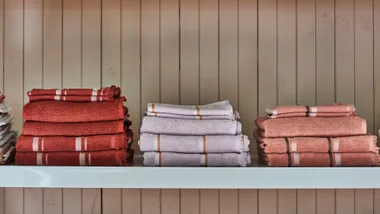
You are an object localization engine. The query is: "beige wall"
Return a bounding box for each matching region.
[1,0,380,213]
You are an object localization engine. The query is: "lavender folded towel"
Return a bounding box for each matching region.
[140,117,242,135]
[139,133,250,153]
[143,152,251,167]
[146,112,239,120]
[146,100,234,116]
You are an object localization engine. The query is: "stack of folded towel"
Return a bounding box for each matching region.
[15,85,134,166]
[255,104,379,167]
[0,91,17,165]
[139,100,251,167]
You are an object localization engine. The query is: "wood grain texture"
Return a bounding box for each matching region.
[44,188,63,214]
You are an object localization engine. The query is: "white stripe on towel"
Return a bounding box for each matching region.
[293,153,300,166]
[335,154,341,166]
[79,153,86,166]
[75,137,81,151]
[32,137,39,152]
[37,153,43,165]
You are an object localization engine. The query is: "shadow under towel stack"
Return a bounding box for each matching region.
[254,104,379,167]
[0,91,17,165]
[15,85,134,166]
[139,101,251,167]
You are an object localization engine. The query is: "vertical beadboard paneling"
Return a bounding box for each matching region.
[375,0,380,141]
[199,0,218,104]
[277,0,296,105]
[82,189,101,214]
[220,190,238,214]
[43,0,62,89]
[335,0,355,104]
[160,0,180,212]
[121,0,140,153]
[219,0,238,108]
[375,189,380,214]
[24,0,43,104]
[316,190,335,214]
[355,190,374,214]
[4,188,23,214]
[239,190,257,214]
[354,0,374,134]
[278,190,296,214]
[336,189,354,214]
[24,188,43,214]
[258,0,276,115]
[199,0,219,211]
[122,189,141,214]
[140,0,160,213]
[142,189,160,214]
[102,0,122,213]
[180,0,199,105]
[181,189,199,214]
[81,1,102,213]
[297,190,316,214]
[316,0,335,105]
[62,1,82,213]
[238,0,257,154]
[44,189,63,214]
[297,0,316,105]
[82,0,101,87]
[258,190,276,214]
[200,190,218,214]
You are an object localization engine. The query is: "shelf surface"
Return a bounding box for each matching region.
[1,157,379,189]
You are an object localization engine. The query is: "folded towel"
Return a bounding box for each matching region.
[27,85,121,102]
[141,117,242,135]
[254,130,378,154]
[143,152,251,167]
[15,149,134,166]
[266,103,356,118]
[139,133,249,153]
[23,97,127,122]
[16,132,133,152]
[0,131,17,147]
[0,124,11,140]
[147,100,234,117]
[259,152,378,167]
[0,113,13,126]
[0,146,15,165]
[256,116,367,138]
[22,120,126,136]
[146,112,239,120]
[0,102,11,113]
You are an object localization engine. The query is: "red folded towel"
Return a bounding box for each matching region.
[265,103,356,118]
[23,97,127,122]
[15,149,135,166]
[255,116,367,138]
[259,152,378,167]
[16,131,133,152]
[254,130,378,154]
[22,120,126,136]
[27,85,121,102]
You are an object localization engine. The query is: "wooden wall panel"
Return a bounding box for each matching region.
[2,1,380,214]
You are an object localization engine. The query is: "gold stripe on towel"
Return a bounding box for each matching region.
[195,106,200,116]
[152,103,156,113]
[157,135,161,152]
[159,153,162,167]
[203,136,207,153]
[199,115,203,120]
[154,112,158,117]
[205,154,208,167]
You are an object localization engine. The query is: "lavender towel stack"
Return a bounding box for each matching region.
[139,101,251,167]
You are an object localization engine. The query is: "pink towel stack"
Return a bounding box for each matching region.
[254,103,379,167]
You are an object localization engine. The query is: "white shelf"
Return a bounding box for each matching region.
[0,157,379,189]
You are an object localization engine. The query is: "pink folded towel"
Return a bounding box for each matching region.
[266,103,356,118]
[143,152,251,167]
[254,130,378,154]
[259,152,378,167]
[139,133,249,153]
[255,116,367,138]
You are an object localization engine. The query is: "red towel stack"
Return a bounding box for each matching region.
[15,85,134,166]
[254,103,379,167]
